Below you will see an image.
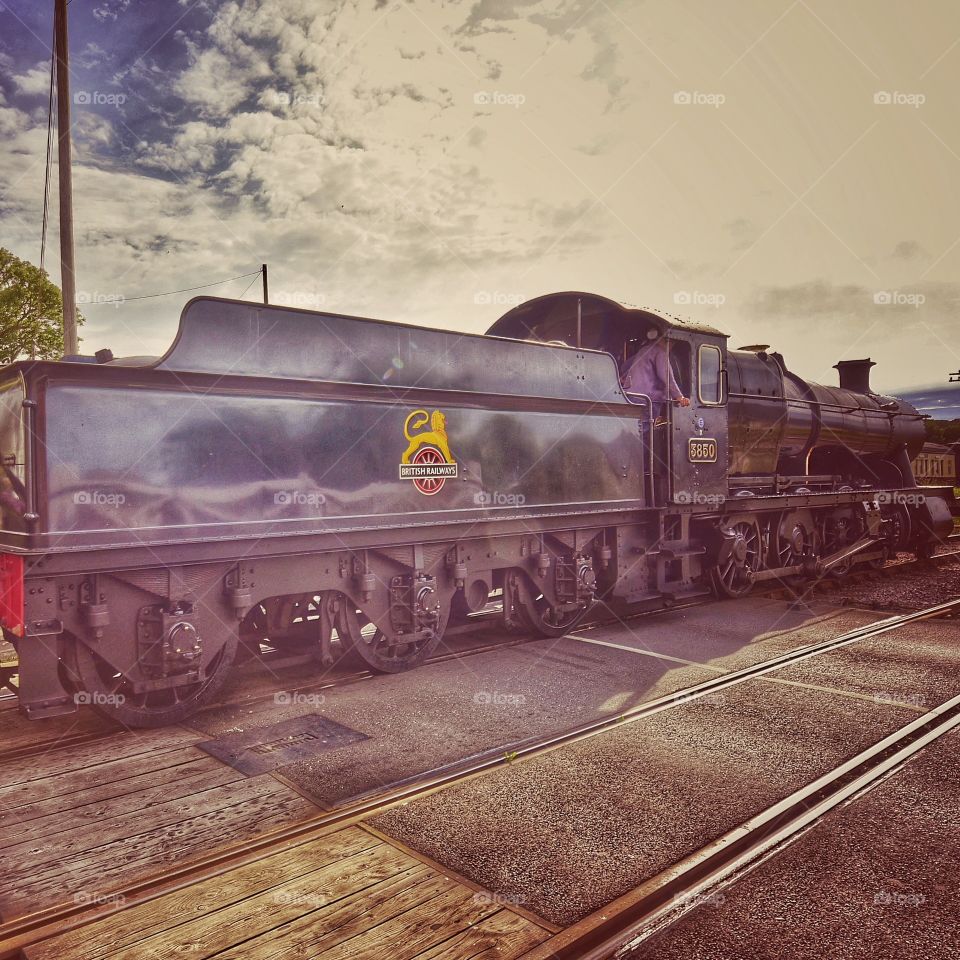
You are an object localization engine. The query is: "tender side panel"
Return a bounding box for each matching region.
[42,384,645,542]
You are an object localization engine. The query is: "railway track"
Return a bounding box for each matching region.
[2,540,957,765]
[533,605,960,959]
[2,596,957,960]
[0,595,713,766]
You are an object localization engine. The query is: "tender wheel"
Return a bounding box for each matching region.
[711,520,760,598]
[72,632,237,728]
[335,600,448,673]
[240,595,322,654]
[503,568,591,638]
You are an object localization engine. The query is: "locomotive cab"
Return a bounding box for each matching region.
[487,291,730,508]
[656,327,729,508]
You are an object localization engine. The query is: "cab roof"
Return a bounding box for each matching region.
[486,291,729,345]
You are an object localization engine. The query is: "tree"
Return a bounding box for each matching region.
[0,247,82,363]
[926,419,960,445]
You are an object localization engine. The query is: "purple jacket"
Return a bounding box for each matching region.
[621,340,684,403]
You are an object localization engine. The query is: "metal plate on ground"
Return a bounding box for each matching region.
[197,714,370,775]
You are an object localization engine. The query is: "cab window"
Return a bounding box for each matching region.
[698,344,723,405]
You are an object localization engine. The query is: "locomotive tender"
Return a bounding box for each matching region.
[0,292,953,726]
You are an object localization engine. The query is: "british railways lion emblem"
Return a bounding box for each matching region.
[399,409,458,495]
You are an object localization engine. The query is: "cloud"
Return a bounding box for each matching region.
[581,25,628,108]
[78,43,114,70]
[14,64,50,98]
[745,279,960,322]
[93,0,132,23]
[0,0,949,397]
[891,240,926,261]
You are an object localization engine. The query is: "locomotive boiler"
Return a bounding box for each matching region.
[0,292,953,727]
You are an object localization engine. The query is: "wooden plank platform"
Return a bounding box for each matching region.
[0,726,318,922]
[24,825,551,960]
[0,694,119,758]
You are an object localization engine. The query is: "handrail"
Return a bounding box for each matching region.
[624,391,655,505]
[728,390,919,416]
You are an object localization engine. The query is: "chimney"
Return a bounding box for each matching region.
[834,358,875,394]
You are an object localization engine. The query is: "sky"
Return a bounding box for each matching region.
[0,0,959,395]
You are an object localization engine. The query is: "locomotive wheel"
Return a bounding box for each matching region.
[711,521,760,598]
[72,632,237,728]
[868,504,910,569]
[335,601,448,673]
[820,509,863,579]
[773,512,818,580]
[504,569,591,638]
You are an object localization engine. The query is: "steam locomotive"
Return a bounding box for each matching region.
[0,292,953,726]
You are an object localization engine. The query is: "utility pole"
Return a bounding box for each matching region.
[261,263,269,304]
[55,0,78,356]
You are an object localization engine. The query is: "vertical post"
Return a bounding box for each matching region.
[576,297,582,349]
[261,263,269,305]
[55,0,78,357]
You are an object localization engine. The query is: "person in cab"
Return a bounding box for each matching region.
[621,328,690,418]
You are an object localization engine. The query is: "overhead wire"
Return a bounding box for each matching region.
[112,270,264,303]
[236,272,262,300]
